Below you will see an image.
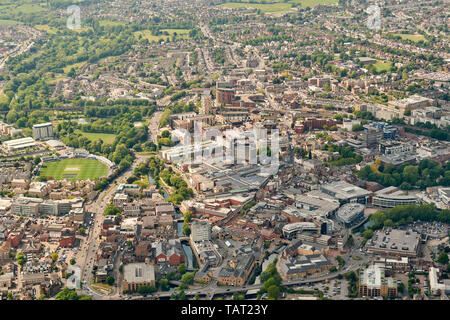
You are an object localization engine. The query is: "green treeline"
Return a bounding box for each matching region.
[358,159,450,190]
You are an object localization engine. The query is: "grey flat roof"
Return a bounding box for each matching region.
[320,181,371,200]
[123,263,155,283]
[368,228,420,255]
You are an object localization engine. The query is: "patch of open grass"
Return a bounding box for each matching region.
[63,61,86,74]
[220,0,337,13]
[134,29,191,42]
[0,19,20,26]
[75,130,117,144]
[373,60,393,72]
[10,3,46,14]
[39,158,109,181]
[34,24,59,34]
[221,2,293,13]
[391,33,427,43]
[290,0,338,6]
[99,20,125,27]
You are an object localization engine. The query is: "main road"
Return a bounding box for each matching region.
[77,154,149,299]
[78,110,163,299]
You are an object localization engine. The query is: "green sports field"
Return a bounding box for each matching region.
[39,158,109,181]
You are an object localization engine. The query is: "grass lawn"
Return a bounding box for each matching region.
[10,3,46,14]
[373,60,393,72]
[99,20,125,27]
[221,0,337,13]
[162,29,190,37]
[134,29,191,42]
[75,130,117,144]
[290,0,337,6]
[221,2,293,13]
[391,33,426,43]
[0,19,20,26]
[39,158,109,181]
[63,61,86,74]
[47,74,67,84]
[34,24,59,34]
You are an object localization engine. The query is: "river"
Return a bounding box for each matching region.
[177,222,194,270]
[149,174,168,199]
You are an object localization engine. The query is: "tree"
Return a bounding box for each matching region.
[267,285,280,300]
[68,67,76,78]
[16,253,25,266]
[182,221,190,236]
[51,253,58,262]
[398,282,405,294]
[167,270,176,281]
[403,166,419,185]
[337,255,345,268]
[384,219,394,227]
[438,252,449,265]
[78,227,86,235]
[362,229,374,240]
[233,292,244,300]
[106,276,115,286]
[178,263,186,275]
[104,204,120,216]
[181,272,195,285]
[161,130,170,138]
[159,278,169,291]
[170,287,186,300]
[137,285,157,295]
[347,234,354,247]
[183,211,193,223]
[70,258,76,265]
[55,288,91,300]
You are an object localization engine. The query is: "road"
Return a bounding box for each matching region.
[139,251,371,300]
[77,109,163,299]
[149,111,163,143]
[77,155,149,299]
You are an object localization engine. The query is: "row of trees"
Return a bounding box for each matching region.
[258,261,282,300]
[358,159,450,189]
[367,204,450,231]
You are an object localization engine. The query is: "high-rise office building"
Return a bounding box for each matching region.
[32,123,54,141]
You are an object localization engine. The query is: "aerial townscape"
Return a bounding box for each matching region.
[0,0,449,303]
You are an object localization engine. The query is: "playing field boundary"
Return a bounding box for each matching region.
[38,157,110,181]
